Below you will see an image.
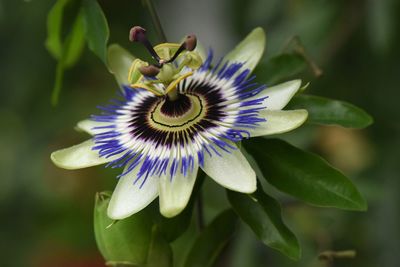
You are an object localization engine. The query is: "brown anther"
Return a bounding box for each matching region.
[129,26,146,42]
[183,35,197,51]
[139,65,160,77]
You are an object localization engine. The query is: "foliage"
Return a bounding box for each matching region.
[41,0,376,266]
[5,0,398,266]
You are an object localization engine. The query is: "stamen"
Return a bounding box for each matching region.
[184,35,197,51]
[165,35,197,64]
[129,26,161,64]
[139,65,160,77]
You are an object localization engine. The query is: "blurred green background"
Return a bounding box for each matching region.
[1,0,399,266]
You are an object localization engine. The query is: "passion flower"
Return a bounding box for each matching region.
[51,27,308,219]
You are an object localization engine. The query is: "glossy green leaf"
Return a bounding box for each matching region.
[94,192,153,266]
[245,138,367,211]
[227,188,300,260]
[146,226,173,267]
[83,0,109,64]
[286,94,373,128]
[224,27,266,73]
[45,0,70,59]
[184,210,237,267]
[255,53,307,84]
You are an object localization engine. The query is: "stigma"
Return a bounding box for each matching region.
[127,26,203,100]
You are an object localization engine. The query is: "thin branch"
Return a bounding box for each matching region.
[318,250,357,267]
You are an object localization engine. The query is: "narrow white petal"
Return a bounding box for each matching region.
[201,144,256,193]
[158,165,199,218]
[107,166,159,220]
[256,80,302,110]
[224,27,266,73]
[248,109,308,137]
[51,139,113,170]
[76,119,111,135]
[107,44,135,85]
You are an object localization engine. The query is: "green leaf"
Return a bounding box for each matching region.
[94,192,153,266]
[286,94,373,128]
[45,0,70,59]
[245,138,367,211]
[255,53,307,84]
[82,0,109,64]
[224,27,266,73]
[63,12,86,68]
[146,226,173,267]
[48,8,86,106]
[227,188,300,260]
[184,210,237,267]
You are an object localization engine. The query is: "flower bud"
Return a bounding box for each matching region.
[94,192,153,266]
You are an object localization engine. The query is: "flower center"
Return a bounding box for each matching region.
[161,94,192,116]
[150,94,205,130]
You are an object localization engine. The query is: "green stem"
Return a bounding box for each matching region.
[51,59,64,106]
[142,0,167,43]
[196,190,205,231]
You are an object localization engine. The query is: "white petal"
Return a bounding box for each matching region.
[256,80,302,110]
[107,165,159,220]
[248,109,308,137]
[76,119,111,136]
[201,144,256,193]
[107,44,135,86]
[158,165,199,218]
[51,139,113,170]
[224,27,266,73]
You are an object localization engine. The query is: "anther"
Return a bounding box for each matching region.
[165,34,197,64]
[129,26,161,64]
[183,34,197,51]
[139,65,160,77]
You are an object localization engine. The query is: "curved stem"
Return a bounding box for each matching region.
[142,0,167,43]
